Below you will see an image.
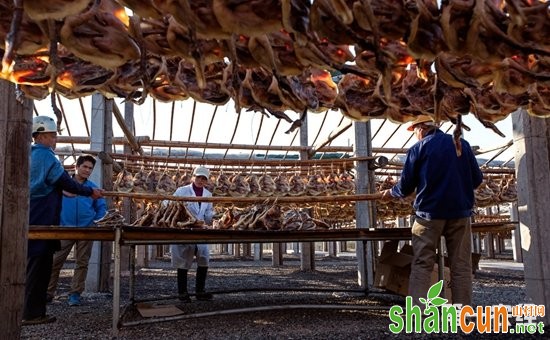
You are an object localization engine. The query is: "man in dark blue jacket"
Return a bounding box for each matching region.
[47,155,107,306]
[25,116,103,326]
[381,115,483,306]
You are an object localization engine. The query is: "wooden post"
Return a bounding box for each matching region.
[299,114,315,271]
[484,208,495,258]
[120,101,135,271]
[86,94,113,292]
[328,241,336,257]
[485,234,495,258]
[253,243,262,261]
[513,109,550,324]
[354,121,376,287]
[510,202,523,262]
[494,234,501,254]
[0,81,32,337]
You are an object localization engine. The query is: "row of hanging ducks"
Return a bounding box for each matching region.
[114,167,357,197]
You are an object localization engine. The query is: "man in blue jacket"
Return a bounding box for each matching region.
[381,115,483,306]
[47,155,107,306]
[25,116,103,325]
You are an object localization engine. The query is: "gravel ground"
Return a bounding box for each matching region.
[20,254,548,340]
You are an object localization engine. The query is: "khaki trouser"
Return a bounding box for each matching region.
[48,239,94,296]
[408,216,472,306]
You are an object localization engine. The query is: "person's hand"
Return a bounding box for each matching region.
[91,188,104,199]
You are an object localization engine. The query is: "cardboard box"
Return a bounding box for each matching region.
[374,241,452,301]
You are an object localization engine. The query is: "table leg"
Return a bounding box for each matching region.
[112,227,122,337]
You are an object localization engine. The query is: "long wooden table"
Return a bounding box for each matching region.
[28,222,518,336]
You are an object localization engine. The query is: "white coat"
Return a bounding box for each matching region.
[170,184,214,269]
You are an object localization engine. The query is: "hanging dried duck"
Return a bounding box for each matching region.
[59,0,140,69]
[156,171,177,194]
[228,173,251,197]
[114,169,134,193]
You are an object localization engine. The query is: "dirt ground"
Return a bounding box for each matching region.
[20,252,547,340]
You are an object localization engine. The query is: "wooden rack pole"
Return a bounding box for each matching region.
[57,136,150,144]
[103,191,384,203]
[63,152,378,166]
[56,137,416,155]
[310,121,352,157]
[112,103,144,155]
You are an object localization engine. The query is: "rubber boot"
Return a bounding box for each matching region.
[195,266,213,301]
[177,269,191,302]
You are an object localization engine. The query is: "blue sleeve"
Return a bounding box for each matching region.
[392,147,419,198]
[93,197,108,221]
[55,172,94,196]
[88,181,107,221]
[464,140,483,188]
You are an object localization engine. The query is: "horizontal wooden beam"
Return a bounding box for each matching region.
[57,136,151,145]
[57,151,374,166]
[28,222,518,243]
[57,136,355,153]
[102,191,384,203]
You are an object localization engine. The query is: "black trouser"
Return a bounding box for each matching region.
[24,252,54,320]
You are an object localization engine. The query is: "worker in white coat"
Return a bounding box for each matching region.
[170,166,214,302]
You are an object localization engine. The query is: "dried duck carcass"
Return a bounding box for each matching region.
[156,171,177,194]
[282,209,303,231]
[0,3,48,57]
[335,73,388,122]
[499,177,517,203]
[282,208,326,231]
[337,172,355,194]
[145,168,160,192]
[305,173,326,196]
[23,0,92,21]
[55,50,116,99]
[132,167,148,192]
[475,180,495,207]
[230,200,278,230]
[214,208,234,230]
[172,171,182,188]
[288,174,306,196]
[231,204,261,230]
[213,173,231,196]
[212,0,283,37]
[325,172,340,195]
[114,169,134,193]
[228,173,251,197]
[131,202,156,226]
[274,174,290,196]
[156,201,198,229]
[258,174,276,197]
[60,0,140,69]
[263,204,283,230]
[246,174,261,197]
[205,175,216,193]
[178,171,192,187]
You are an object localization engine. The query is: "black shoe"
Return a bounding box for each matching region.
[22,315,56,326]
[178,293,192,303]
[196,292,213,301]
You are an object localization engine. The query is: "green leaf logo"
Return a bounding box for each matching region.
[428,281,443,300]
[423,280,448,310]
[430,297,447,307]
